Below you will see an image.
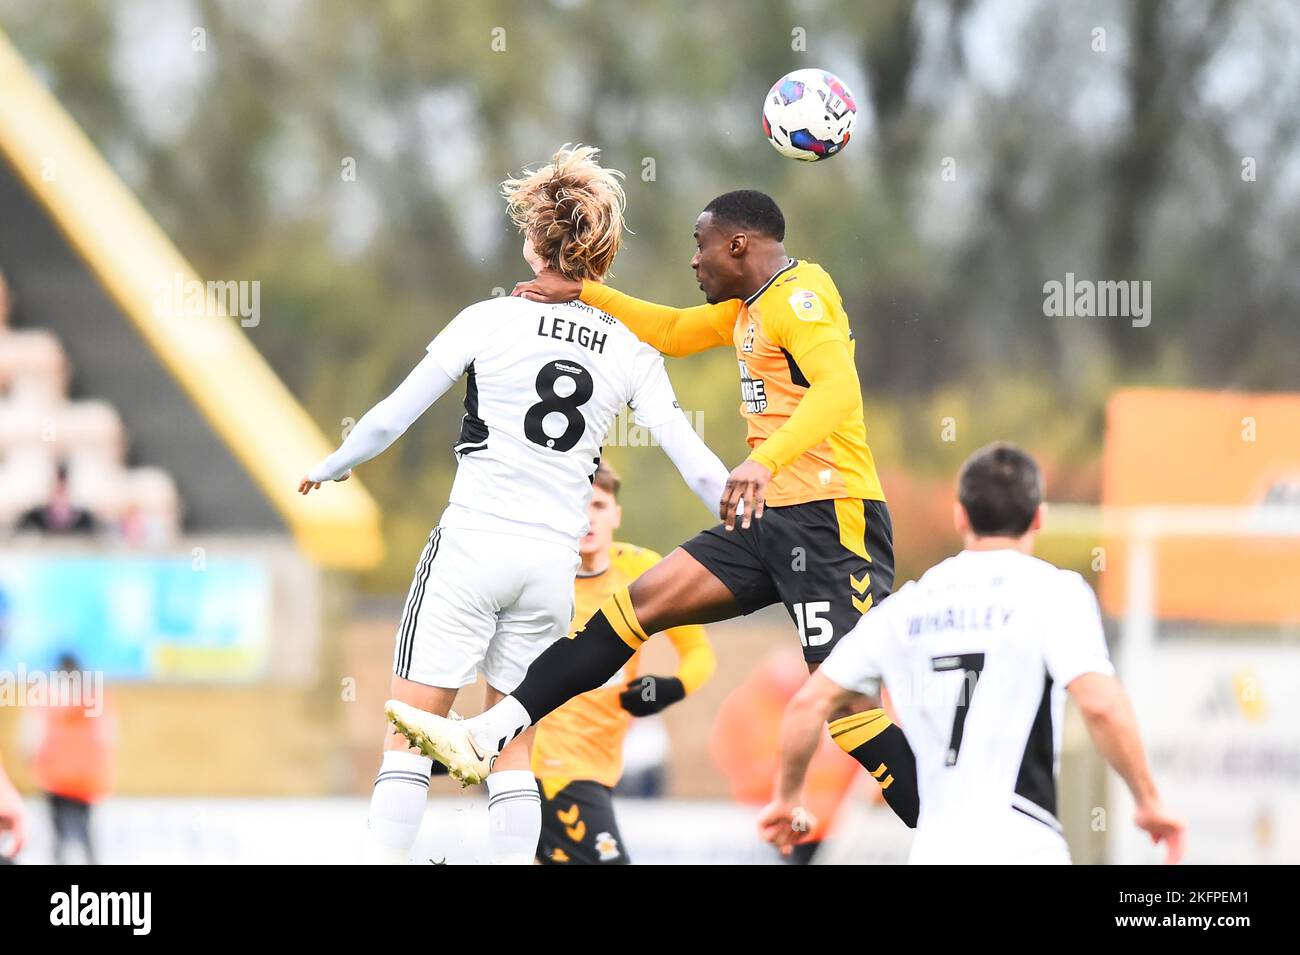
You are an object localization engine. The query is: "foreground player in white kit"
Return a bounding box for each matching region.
[760,443,1186,864]
[300,146,729,864]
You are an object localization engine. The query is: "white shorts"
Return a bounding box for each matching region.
[392,525,580,694]
[907,811,1072,865]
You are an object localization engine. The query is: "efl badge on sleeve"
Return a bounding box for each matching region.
[789,289,825,322]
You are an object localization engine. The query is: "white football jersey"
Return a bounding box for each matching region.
[425,295,685,546]
[820,548,1114,863]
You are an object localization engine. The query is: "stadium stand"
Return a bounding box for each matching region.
[0,268,181,541]
[0,28,385,797]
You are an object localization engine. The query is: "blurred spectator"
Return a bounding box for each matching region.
[16,464,96,535]
[709,648,863,865]
[0,751,25,863]
[27,654,115,864]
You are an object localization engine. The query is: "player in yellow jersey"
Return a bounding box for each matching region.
[533,464,714,864]
[390,189,920,832]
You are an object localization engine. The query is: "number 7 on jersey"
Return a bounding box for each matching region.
[931,652,986,766]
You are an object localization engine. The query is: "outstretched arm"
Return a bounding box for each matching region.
[1046,577,1185,863]
[629,343,733,516]
[650,413,730,516]
[301,354,456,490]
[1068,672,1187,863]
[775,671,851,802]
[758,671,854,854]
[513,269,738,357]
[581,281,738,357]
[760,605,893,853]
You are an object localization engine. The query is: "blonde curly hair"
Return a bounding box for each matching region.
[501,145,626,281]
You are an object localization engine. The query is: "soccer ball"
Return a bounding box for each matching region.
[762,68,857,161]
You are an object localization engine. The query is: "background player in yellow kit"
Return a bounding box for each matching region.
[533,464,715,864]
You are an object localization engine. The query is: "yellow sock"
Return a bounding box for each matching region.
[592,587,649,650]
[828,708,893,753]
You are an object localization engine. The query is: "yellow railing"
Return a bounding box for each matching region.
[0,28,382,569]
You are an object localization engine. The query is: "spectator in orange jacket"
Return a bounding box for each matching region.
[28,654,115,864]
[709,647,863,864]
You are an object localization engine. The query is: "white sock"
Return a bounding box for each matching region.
[366,750,432,863]
[466,695,533,756]
[485,769,541,865]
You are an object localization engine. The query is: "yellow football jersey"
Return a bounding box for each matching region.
[579,259,886,507]
[531,542,711,795]
[734,259,885,506]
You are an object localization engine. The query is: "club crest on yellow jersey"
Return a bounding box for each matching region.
[788,288,826,322]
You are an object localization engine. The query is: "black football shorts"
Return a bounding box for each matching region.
[536,780,630,865]
[680,497,894,663]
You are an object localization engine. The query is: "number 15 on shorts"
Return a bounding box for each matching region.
[793,601,833,648]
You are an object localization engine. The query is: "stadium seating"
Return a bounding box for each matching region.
[0,276,180,540]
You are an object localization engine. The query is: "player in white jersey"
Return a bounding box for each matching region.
[299,146,730,864]
[759,443,1186,864]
